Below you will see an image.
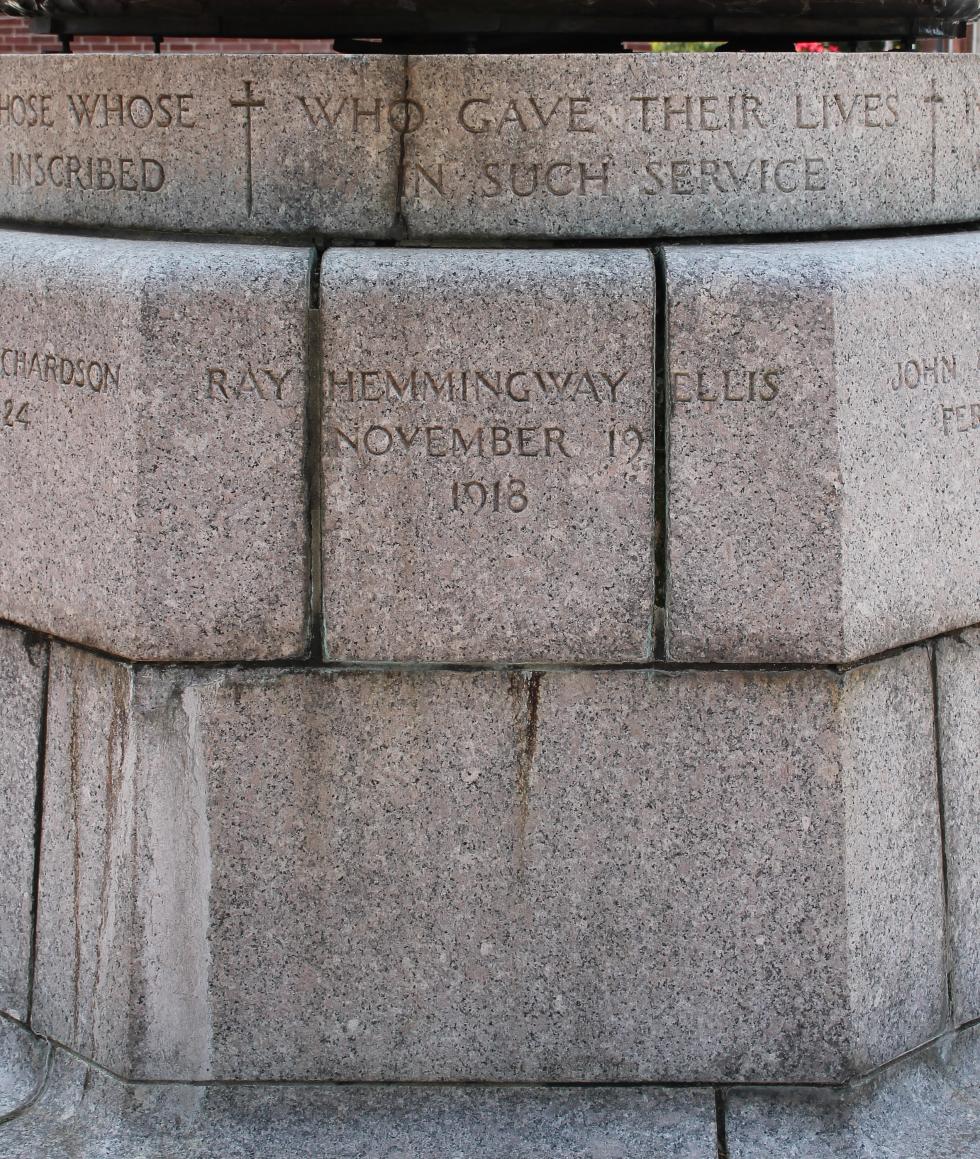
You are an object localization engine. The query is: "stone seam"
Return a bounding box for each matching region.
[306,243,326,662]
[652,246,669,661]
[9,1015,980,1096]
[0,212,979,252]
[0,615,973,676]
[393,55,410,240]
[714,1088,729,1159]
[931,640,957,1024]
[23,640,49,1026]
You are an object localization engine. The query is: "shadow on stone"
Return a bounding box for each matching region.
[727,1022,980,1158]
[0,1048,715,1159]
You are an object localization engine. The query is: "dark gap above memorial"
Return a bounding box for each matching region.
[7,0,979,44]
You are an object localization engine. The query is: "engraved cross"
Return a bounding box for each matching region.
[924,79,945,205]
[230,80,266,216]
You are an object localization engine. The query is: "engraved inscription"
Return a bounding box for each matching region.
[0,61,969,225]
[0,400,29,430]
[66,93,196,129]
[793,92,900,130]
[207,365,295,402]
[942,401,980,434]
[672,368,782,403]
[889,353,957,390]
[297,94,424,133]
[0,93,55,128]
[230,80,265,216]
[451,477,528,513]
[326,363,641,512]
[398,65,979,220]
[888,349,980,436]
[8,153,165,192]
[0,347,120,393]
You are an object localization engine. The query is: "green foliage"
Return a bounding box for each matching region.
[645,41,724,52]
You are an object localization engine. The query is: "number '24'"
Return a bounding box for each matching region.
[2,400,29,429]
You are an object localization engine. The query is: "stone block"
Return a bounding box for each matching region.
[402,52,980,239]
[936,627,980,1024]
[664,233,980,663]
[0,54,401,235]
[34,643,943,1083]
[0,1049,716,1159]
[0,229,310,661]
[4,54,976,241]
[320,247,655,662]
[0,629,47,1023]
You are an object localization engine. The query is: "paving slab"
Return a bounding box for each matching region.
[402,52,980,239]
[320,247,655,662]
[0,1049,715,1159]
[665,233,980,663]
[0,629,46,1023]
[727,1023,980,1159]
[32,644,943,1084]
[0,229,310,661]
[0,1019,48,1121]
[936,627,980,1024]
[0,54,401,235]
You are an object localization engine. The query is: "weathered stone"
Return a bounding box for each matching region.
[320,247,655,662]
[34,643,942,1083]
[0,229,310,661]
[664,233,980,663]
[0,54,401,235]
[402,53,980,239]
[0,1049,715,1159]
[726,1023,980,1159]
[4,54,977,241]
[936,627,980,1025]
[0,1018,48,1120]
[0,629,46,1023]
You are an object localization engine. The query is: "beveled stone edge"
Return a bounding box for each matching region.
[0,1014,51,1125]
[4,1014,980,1156]
[6,611,977,674]
[722,1018,980,1158]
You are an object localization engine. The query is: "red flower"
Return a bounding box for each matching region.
[795,41,840,52]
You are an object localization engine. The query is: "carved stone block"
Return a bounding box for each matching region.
[665,233,980,663]
[0,230,310,661]
[937,627,980,1024]
[2,54,979,241]
[0,627,46,1022]
[319,247,655,662]
[33,644,943,1083]
[402,53,980,239]
[0,54,402,235]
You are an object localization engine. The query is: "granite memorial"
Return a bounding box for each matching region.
[0,1,978,1155]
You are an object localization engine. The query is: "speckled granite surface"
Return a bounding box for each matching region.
[0,230,311,661]
[30,644,943,1085]
[0,629,45,1024]
[0,1044,716,1159]
[320,246,655,663]
[665,234,980,663]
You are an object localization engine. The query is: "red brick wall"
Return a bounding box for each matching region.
[0,16,334,53]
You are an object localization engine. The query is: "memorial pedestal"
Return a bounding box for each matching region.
[0,45,977,1158]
